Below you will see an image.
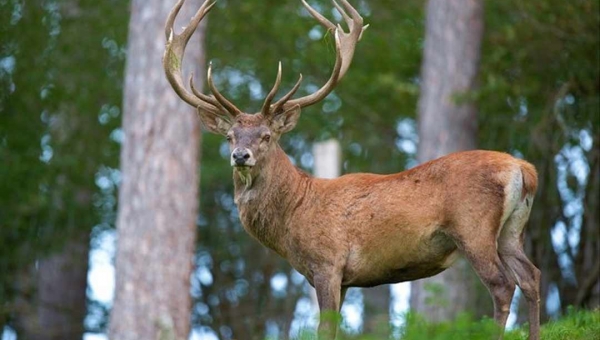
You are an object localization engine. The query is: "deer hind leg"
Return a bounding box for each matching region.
[497,198,541,340]
[498,250,540,340]
[461,242,515,336]
[449,221,515,337]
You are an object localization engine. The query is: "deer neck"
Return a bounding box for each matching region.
[232,145,308,257]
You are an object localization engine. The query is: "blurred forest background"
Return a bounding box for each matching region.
[0,0,598,339]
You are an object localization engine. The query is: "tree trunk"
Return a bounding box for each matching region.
[362,285,390,336]
[109,0,204,339]
[13,232,89,340]
[410,0,486,321]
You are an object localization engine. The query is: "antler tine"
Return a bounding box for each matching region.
[207,63,243,116]
[334,0,361,24]
[261,62,283,117]
[282,29,344,110]
[169,0,217,49]
[333,0,370,41]
[189,73,228,112]
[274,0,364,111]
[332,0,352,28]
[163,0,223,115]
[271,73,303,115]
[331,0,366,78]
[165,0,185,40]
[300,0,336,31]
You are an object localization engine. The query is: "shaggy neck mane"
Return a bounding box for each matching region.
[233,145,310,257]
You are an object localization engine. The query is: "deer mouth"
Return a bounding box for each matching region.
[235,166,254,188]
[233,164,254,174]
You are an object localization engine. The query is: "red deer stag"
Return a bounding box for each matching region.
[163,0,541,338]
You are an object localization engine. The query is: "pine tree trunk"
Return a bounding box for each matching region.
[410,0,487,321]
[108,0,204,339]
[13,232,89,340]
[38,233,90,339]
[362,286,390,336]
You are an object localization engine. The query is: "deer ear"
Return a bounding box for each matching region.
[197,109,232,136]
[271,105,301,134]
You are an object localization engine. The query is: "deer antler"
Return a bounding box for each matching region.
[264,0,368,117]
[163,0,241,117]
[261,62,304,117]
[164,0,366,120]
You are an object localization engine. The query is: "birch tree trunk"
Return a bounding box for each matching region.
[109,0,204,338]
[410,0,486,321]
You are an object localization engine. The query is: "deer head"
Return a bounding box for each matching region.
[163,0,367,184]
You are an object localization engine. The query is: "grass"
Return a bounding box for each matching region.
[513,307,600,340]
[291,308,600,340]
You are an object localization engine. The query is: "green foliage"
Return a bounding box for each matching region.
[398,309,600,340]
[0,0,128,328]
[534,307,600,340]
[399,313,502,340]
[423,282,449,308]
[289,308,600,340]
[479,0,599,152]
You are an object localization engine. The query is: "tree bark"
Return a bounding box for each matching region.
[410,0,485,321]
[13,232,89,340]
[108,0,204,339]
[362,285,390,335]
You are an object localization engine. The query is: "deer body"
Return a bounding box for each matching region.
[163,1,541,339]
[233,144,536,289]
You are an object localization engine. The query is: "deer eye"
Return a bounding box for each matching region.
[262,134,271,143]
[226,135,233,142]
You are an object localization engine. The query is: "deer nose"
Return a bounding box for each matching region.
[232,148,251,166]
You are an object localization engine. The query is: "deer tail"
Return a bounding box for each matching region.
[519,160,538,200]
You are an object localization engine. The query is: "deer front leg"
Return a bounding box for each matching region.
[314,272,343,339]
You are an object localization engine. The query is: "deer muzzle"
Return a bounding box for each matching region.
[231,148,256,167]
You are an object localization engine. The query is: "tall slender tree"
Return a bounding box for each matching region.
[362,286,390,335]
[410,0,486,321]
[109,1,204,338]
[14,234,90,340]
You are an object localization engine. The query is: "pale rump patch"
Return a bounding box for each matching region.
[498,192,533,255]
[499,167,524,231]
[496,164,535,255]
